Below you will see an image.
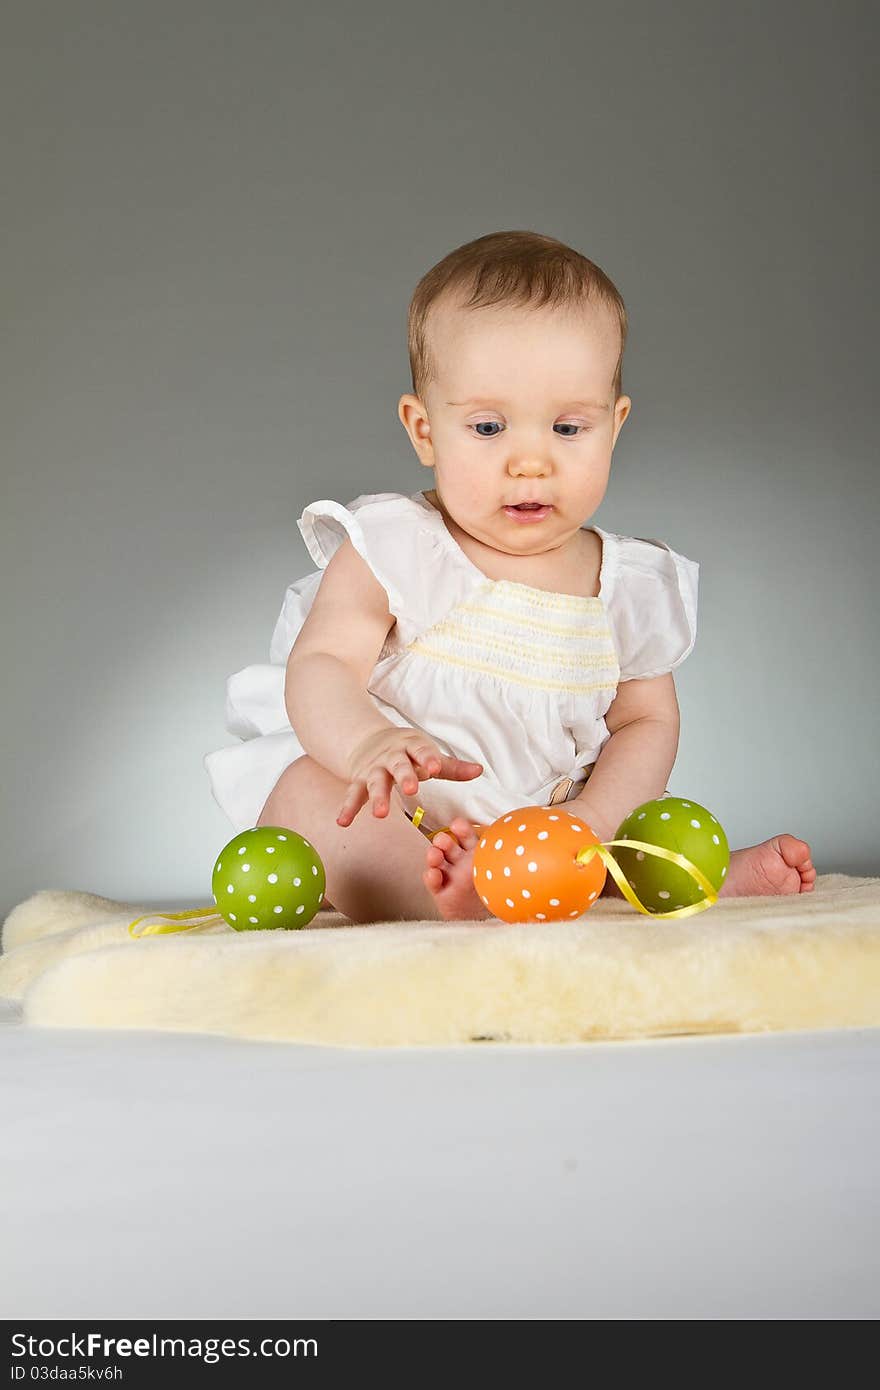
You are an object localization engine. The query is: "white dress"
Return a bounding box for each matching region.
[204,490,699,837]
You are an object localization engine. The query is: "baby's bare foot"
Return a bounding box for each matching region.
[422,817,495,922]
[718,834,817,898]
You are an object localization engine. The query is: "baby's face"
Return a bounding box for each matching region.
[398,297,631,561]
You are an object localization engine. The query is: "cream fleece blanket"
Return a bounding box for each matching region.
[2,876,880,1047]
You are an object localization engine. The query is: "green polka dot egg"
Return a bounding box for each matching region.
[612,796,729,914]
[211,826,325,930]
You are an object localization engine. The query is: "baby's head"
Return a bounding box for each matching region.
[398,230,632,558]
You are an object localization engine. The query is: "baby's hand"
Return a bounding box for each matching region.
[336,727,483,827]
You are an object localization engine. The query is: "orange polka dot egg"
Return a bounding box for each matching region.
[472,805,607,923]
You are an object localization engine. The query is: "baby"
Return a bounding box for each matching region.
[205,230,815,924]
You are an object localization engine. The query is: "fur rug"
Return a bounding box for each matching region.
[2,876,880,1047]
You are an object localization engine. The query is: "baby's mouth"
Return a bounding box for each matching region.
[503,502,553,519]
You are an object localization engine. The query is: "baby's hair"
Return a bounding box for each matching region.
[407,229,628,405]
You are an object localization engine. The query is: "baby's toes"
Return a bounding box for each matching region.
[423,863,445,893]
[447,817,481,852]
[777,834,812,870]
[431,830,462,861]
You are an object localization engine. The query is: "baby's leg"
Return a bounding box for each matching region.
[256,755,445,924]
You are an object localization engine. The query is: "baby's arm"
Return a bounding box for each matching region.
[285,539,481,822]
[284,538,400,780]
[571,673,680,841]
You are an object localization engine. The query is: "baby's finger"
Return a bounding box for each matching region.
[407,745,443,777]
[438,756,484,781]
[387,755,421,798]
[365,766,395,817]
[336,781,367,827]
[408,745,481,783]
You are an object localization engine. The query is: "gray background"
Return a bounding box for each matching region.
[2,0,876,918]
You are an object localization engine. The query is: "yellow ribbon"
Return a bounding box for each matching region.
[576,838,719,918]
[410,805,484,843]
[128,906,227,939]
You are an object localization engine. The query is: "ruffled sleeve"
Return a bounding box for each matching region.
[296,492,442,649]
[604,533,699,681]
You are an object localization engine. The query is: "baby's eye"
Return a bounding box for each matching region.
[468,422,589,438]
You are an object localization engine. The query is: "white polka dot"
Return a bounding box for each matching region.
[521,889,531,899]
[505,898,514,908]
[318,892,323,902]
[215,861,222,873]
[682,802,691,808]
[481,896,489,906]
[486,870,493,880]
[659,891,670,900]
[537,831,548,839]
[242,863,250,872]
[569,824,582,833]
[690,819,701,829]
[266,847,275,854]
[226,884,234,894]
[674,904,683,910]
[712,834,720,845]
[517,823,526,832]
[273,905,283,914]
[536,913,546,920]
[637,813,646,820]
[527,862,537,872]
[569,910,578,917]
[480,838,486,849]
[503,816,512,823]
[311,865,318,875]
[303,839,310,847]
[293,877,301,887]
[588,892,597,901]
[268,873,278,884]
[549,815,559,821]
[515,845,525,856]
[503,866,511,877]
[249,916,258,924]
[494,839,504,849]
[660,813,670,821]
[229,913,236,922]
[248,894,256,903]
[549,898,560,907]
[238,847,246,855]
[721,866,726,877]
[296,904,304,914]
[636,851,644,861]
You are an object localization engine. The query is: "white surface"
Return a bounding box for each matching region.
[2,1003,879,1320]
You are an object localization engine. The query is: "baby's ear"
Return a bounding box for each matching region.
[398,394,435,463]
[612,394,633,441]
